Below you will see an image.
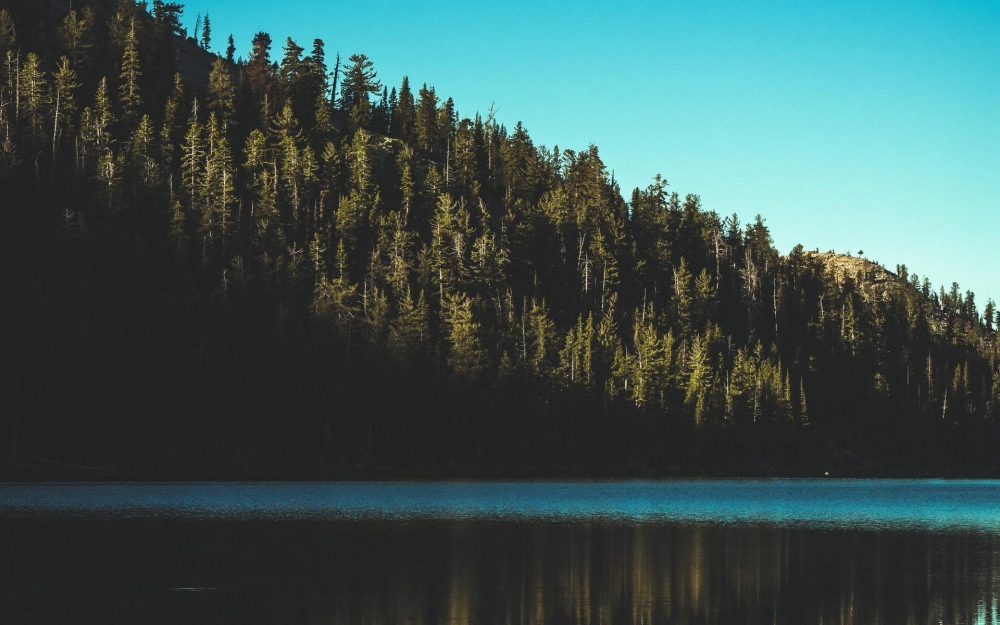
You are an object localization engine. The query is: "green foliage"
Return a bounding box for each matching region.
[206,57,235,128]
[128,114,159,188]
[0,10,15,55]
[180,100,203,215]
[160,73,183,170]
[415,83,438,155]
[118,19,142,127]
[58,9,96,72]
[391,76,415,141]
[339,53,379,133]
[445,292,486,383]
[7,3,1000,477]
[51,57,79,155]
[200,12,211,50]
[19,53,49,147]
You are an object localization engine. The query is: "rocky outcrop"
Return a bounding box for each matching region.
[805,252,911,301]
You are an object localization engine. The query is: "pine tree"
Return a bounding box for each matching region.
[308,231,327,286]
[96,149,122,211]
[391,76,415,141]
[559,314,595,384]
[278,37,304,97]
[371,86,389,134]
[168,199,188,255]
[415,83,438,154]
[180,100,204,216]
[206,56,235,129]
[200,113,235,261]
[388,288,429,365]
[152,1,185,38]
[51,56,79,158]
[312,261,358,344]
[693,268,715,331]
[452,118,478,195]
[672,258,693,335]
[397,144,415,221]
[445,292,486,383]
[595,300,621,394]
[225,35,235,63]
[470,225,508,298]
[386,211,414,294]
[243,128,282,255]
[200,13,211,50]
[0,10,15,56]
[337,128,378,254]
[118,19,142,130]
[128,114,159,189]
[438,96,455,175]
[527,298,558,375]
[632,305,668,407]
[273,102,308,234]
[685,333,711,425]
[387,87,397,132]
[798,378,809,426]
[80,78,114,171]
[307,39,329,102]
[247,32,276,117]
[57,9,95,73]
[19,53,49,149]
[279,37,303,71]
[319,139,341,203]
[160,73,184,173]
[430,193,473,302]
[339,53,380,133]
[109,0,140,52]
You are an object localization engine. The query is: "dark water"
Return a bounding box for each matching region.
[3,481,1000,624]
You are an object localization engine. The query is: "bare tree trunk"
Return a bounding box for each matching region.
[14,55,19,123]
[602,265,607,313]
[774,277,779,344]
[330,53,340,106]
[52,89,60,160]
[714,232,721,288]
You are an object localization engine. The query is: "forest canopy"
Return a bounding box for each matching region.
[2,0,998,478]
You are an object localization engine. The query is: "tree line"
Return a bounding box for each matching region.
[2,0,998,477]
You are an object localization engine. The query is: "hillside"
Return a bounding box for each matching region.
[808,252,898,286]
[1,1,998,479]
[13,0,216,92]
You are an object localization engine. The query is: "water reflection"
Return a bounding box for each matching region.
[5,480,1000,531]
[4,519,1000,624]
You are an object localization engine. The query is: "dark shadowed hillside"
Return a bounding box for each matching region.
[1,0,998,479]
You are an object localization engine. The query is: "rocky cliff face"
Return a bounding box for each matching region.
[807,252,902,290]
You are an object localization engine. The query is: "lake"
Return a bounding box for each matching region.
[2,480,1000,624]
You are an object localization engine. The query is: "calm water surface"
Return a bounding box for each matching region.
[3,480,1000,624]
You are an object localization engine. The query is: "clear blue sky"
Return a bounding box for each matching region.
[195,0,1000,306]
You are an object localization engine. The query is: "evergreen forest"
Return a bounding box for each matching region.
[2,0,999,478]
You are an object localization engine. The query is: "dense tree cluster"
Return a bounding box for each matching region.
[2,1,998,477]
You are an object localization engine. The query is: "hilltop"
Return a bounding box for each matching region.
[808,252,899,286]
[1,1,997,480]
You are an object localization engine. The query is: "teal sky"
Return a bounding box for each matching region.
[194,0,1000,306]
